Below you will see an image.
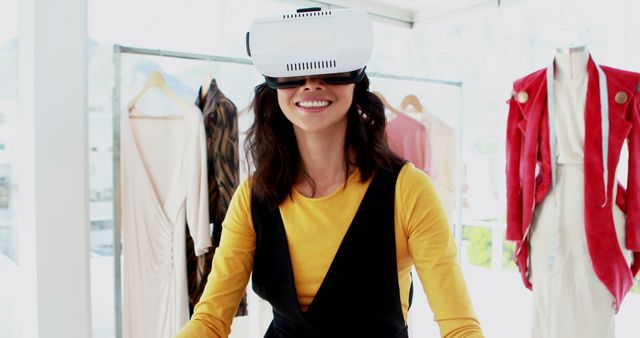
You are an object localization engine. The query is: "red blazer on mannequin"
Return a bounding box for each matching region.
[506,56,640,310]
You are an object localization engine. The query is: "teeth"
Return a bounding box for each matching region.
[298,100,330,108]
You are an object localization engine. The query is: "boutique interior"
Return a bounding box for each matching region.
[2,0,640,337]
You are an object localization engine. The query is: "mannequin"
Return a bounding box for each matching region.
[506,46,640,338]
[551,46,589,165]
[530,46,622,338]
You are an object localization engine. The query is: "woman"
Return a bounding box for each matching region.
[176,8,483,338]
[175,72,484,337]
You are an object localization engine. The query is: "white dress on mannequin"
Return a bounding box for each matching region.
[529,47,631,338]
[120,99,211,338]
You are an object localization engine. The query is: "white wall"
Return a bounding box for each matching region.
[18,0,92,337]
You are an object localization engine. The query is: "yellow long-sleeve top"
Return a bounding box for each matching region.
[176,163,483,337]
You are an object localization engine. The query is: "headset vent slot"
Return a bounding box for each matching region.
[283,11,333,20]
[285,59,337,72]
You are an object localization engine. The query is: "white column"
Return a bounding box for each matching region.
[18,0,92,337]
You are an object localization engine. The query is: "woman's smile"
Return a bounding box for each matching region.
[295,99,333,113]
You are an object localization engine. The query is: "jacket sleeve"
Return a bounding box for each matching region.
[627,89,640,275]
[506,94,524,241]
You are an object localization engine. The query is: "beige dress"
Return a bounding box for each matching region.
[121,100,211,338]
[529,71,631,338]
[421,113,456,219]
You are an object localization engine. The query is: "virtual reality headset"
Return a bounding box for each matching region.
[246,7,373,89]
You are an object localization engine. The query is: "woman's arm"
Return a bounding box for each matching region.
[175,179,256,338]
[397,164,484,338]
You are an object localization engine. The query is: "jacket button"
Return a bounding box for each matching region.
[517,91,529,104]
[614,91,628,104]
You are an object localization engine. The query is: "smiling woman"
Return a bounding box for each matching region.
[175,7,484,338]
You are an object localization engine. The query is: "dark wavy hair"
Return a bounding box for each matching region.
[245,74,405,207]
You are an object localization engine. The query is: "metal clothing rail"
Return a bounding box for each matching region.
[367,71,462,87]
[111,44,464,338]
[113,44,462,87]
[116,45,254,66]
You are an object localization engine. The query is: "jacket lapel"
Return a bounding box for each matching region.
[583,57,635,309]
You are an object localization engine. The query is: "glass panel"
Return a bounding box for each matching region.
[0,0,18,263]
[411,1,639,337]
[0,1,19,337]
[86,0,640,337]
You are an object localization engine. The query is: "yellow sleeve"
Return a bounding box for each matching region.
[175,179,256,338]
[397,164,484,338]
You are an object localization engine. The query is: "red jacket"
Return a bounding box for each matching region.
[506,56,640,310]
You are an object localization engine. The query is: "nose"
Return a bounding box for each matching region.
[302,77,325,91]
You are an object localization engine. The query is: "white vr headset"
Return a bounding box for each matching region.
[246,7,373,89]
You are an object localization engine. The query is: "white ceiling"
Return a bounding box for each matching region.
[366,0,483,12]
[295,0,522,25]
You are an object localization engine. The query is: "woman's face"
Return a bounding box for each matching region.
[277,77,355,136]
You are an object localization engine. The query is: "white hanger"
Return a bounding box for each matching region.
[200,74,213,103]
[400,94,424,113]
[237,102,252,117]
[128,70,184,119]
[373,91,402,120]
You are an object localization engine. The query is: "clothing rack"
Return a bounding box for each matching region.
[113,45,463,86]
[111,44,464,338]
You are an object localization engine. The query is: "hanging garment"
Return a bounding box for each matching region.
[529,164,630,337]
[121,103,211,338]
[506,55,640,319]
[387,112,432,175]
[185,78,247,316]
[422,113,456,219]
